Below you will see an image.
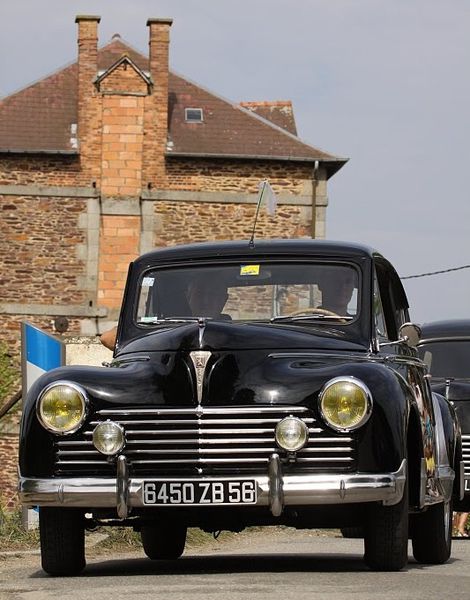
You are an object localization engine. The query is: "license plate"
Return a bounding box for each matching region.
[143,480,257,505]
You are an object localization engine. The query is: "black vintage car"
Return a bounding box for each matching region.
[19,239,463,575]
[418,319,470,510]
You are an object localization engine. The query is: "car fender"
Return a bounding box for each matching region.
[432,392,458,501]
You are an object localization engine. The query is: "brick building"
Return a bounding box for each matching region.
[0,16,346,505]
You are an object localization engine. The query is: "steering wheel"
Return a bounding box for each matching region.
[286,307,342,318]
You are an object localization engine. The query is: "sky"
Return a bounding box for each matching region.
[1,0,469,324]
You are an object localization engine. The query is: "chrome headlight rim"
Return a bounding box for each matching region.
[275,415,310,452]
[36,380,89,435]
[92,420,126,456]
[318,375,373,433]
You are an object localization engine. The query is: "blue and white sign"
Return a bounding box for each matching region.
[21,322,65,393]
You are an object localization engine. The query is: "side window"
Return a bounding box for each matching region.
[389,271,410,330]
[373,270,388,340]
[374,259,411,342]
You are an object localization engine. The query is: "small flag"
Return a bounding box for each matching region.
[258,180,277,216]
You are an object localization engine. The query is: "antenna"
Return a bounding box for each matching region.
[249,180,267,248]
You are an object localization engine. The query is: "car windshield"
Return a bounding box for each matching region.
[418,340,470,379]
[136,262,360,325]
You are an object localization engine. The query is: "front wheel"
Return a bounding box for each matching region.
[411,500,452,564]
[39,507,85,576]
[141,521,187,560]
[363,482,409,571]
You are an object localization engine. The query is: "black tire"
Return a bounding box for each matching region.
[363,481,409,571]
[39,507,85,576]
[141,521,187,560]
[340,526,364,538]
[411,500,452,564]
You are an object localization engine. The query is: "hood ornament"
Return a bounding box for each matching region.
[190,350,211,404]
[197,317,206,348]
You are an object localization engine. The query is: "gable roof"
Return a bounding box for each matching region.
[95,54,152,91]
[0,37,347,176]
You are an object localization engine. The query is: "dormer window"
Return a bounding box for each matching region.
[185,108,204,123]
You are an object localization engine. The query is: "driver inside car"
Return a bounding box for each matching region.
[185,277,229,318]
[100,276,230,350]
[319,271,357,316]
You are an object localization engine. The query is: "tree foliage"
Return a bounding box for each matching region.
[0,343,19,404]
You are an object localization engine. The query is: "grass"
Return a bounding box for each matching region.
[0,505,40,551]
[0,503,237,555]
[88,525,220,555]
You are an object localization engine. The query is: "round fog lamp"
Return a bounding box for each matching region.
[275,416,309,452]
[93,421,125,456]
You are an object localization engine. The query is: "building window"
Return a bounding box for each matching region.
[185,108,204,122]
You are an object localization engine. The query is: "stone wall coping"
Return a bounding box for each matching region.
[0,185,98,198]
[141,189,324,206]
[0,303,107,318]
[0,187,327,207]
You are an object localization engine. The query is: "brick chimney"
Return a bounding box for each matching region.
[143,18,173,186]
[75,15,101,181]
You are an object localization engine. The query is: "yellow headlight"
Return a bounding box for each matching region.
[37,382,88,434]
[319,377,372,431]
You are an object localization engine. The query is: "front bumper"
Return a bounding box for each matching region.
[19,455,407,518]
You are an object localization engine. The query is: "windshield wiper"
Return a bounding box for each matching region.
[270,314,353,323]
[139,317,200,325]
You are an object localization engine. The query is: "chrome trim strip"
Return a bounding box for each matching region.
[55,456,355,467]
[96,406,311,416]
[90,418,309,426]
[460,460,465,500]
[268,352,425,367]
[419,457,427,509]
[19,459,407,509]
[78,428,339,440]
[118,447,353,456]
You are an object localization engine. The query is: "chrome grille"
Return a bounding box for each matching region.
[462,434,470,479]
[54,406,356,476]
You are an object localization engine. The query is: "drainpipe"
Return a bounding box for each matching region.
[311,160,320,239]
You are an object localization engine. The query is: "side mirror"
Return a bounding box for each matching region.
[399,322,421,348]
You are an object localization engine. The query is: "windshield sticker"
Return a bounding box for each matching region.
[240,265,260,276]
[142,277,155,287]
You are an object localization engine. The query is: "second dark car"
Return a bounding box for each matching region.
[418,319,470,510]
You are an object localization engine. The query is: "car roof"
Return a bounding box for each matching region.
[134,239,378,269]
[419,319,470,342]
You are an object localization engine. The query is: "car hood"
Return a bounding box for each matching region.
[26,321,372,411]
[431,380,470,402]
[116,320,367,354]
